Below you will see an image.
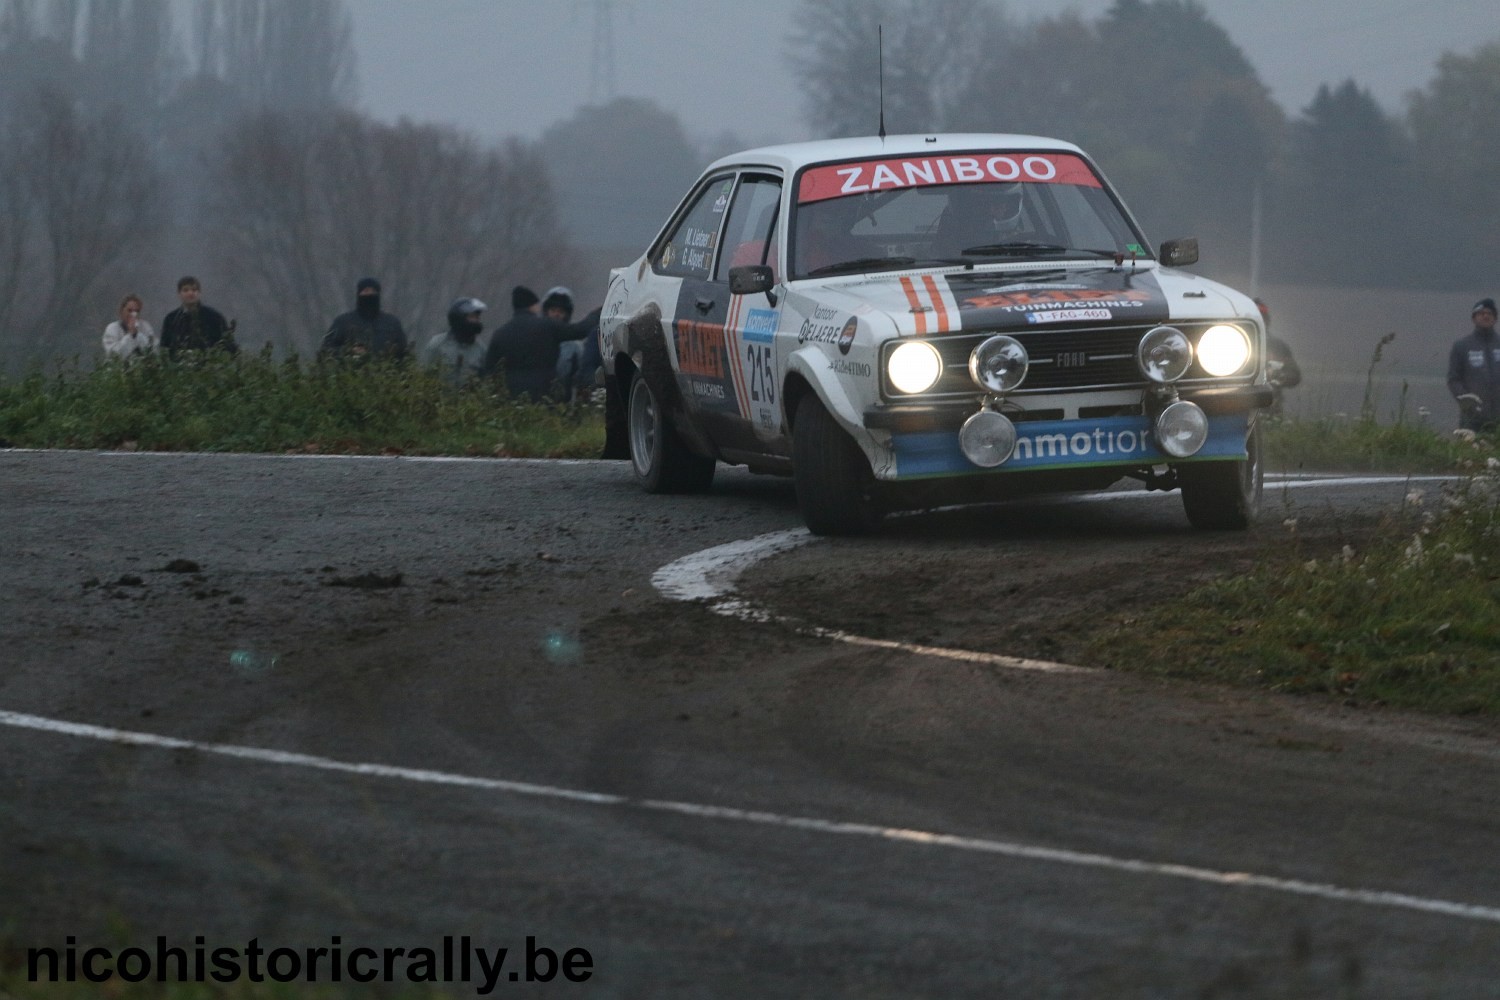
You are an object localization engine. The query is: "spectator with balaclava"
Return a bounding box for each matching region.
[321,277,409,361]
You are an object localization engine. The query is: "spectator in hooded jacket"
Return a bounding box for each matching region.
[160,276,237,359]
[321,277,409,361]
[484,285,579,400]
[422,297,489,388]
[544,286,604,402]
[102,293,157,360]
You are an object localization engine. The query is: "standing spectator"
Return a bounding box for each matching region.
[101,294,157,360]
[1253,298,1301,416]
[421,297,489,388]
[160,276,237,359]
[321,277,409,361]
[484,285,578,401]
[1448,298,1500,432]
[543,286,603,402]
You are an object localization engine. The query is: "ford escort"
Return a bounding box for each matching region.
[599,133,1271,535]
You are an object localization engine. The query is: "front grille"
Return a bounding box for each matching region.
[881,322,1242,400]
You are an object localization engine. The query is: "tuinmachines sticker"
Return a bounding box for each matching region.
[939,270,1170,331]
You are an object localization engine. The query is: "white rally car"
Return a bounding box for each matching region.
[599,134,1271,535]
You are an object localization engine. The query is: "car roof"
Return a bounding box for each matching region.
[704,133,1087,175]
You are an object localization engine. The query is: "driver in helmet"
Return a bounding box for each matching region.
[934,182,1027,256]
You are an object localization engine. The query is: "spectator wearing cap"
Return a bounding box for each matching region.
[321,277,409,361]
[544,285,605,403]
[484,285,580,401]
[1448,298,1500,432]
[421,297,489,388]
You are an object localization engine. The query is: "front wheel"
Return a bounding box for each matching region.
[792,396,884,536]
[1179,417,1263,530]
[627,370,715,493]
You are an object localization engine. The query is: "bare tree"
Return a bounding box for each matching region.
[205,0,355,111]
[0,88,163,363]
[788,0,1008,137]
[81,0,173,117]
[209,111,573,354]
[0,109,36,348]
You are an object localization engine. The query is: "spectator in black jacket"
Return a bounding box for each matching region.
[321,277,409,361]
[484,285,578,400]
[160,276,237,359]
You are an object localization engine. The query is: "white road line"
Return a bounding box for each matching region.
[3,707,1498,925]
[652,529,1089,674]
[650,474,1452,675]
[7,468,1486,926]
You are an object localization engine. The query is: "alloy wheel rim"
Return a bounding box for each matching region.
[629,379,658,477]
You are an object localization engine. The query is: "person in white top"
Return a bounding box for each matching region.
[101,293,157,359]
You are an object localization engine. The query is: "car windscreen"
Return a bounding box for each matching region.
[790,152,1147,279]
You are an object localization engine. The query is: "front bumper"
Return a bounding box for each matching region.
[864,383,1272,433]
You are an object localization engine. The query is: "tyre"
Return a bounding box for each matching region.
[1179,416,1263,530]
[627,370,715,494]
[599,372,631,460]
[792,395,884,535]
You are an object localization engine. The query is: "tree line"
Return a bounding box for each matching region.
[0,0,574,369]
[5,0,1500,368]
[791,0,1500,294]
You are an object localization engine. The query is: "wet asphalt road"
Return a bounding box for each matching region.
[1,449,1497,998]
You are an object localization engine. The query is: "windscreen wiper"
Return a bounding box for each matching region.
[961,242,1069,256]
[804,256,916,277]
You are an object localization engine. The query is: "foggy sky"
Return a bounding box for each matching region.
[351,0,1500,148]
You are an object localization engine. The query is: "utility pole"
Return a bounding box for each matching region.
[1248,178,1262,296]
[587,0,616,104]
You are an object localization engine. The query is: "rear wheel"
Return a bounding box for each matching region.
[1179,417,1263,530]
[599,372,631,459]
[627,370,715,493]
[792,396,884,535]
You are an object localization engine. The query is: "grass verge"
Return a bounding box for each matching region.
[1086,455,1500,715]
[0,351,604,458]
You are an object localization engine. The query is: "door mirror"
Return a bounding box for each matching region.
[729,265,776,296]
[1159,238,1199,267]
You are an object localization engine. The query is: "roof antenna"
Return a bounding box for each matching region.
[877,24,887,140]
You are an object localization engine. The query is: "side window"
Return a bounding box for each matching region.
[655,175,736,280]
[714,175,783,282]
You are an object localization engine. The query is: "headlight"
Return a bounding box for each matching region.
[1196,324,1251,377]
[887,341,943,394]
[1138,326,1192,383]
[968,335,1028,393]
